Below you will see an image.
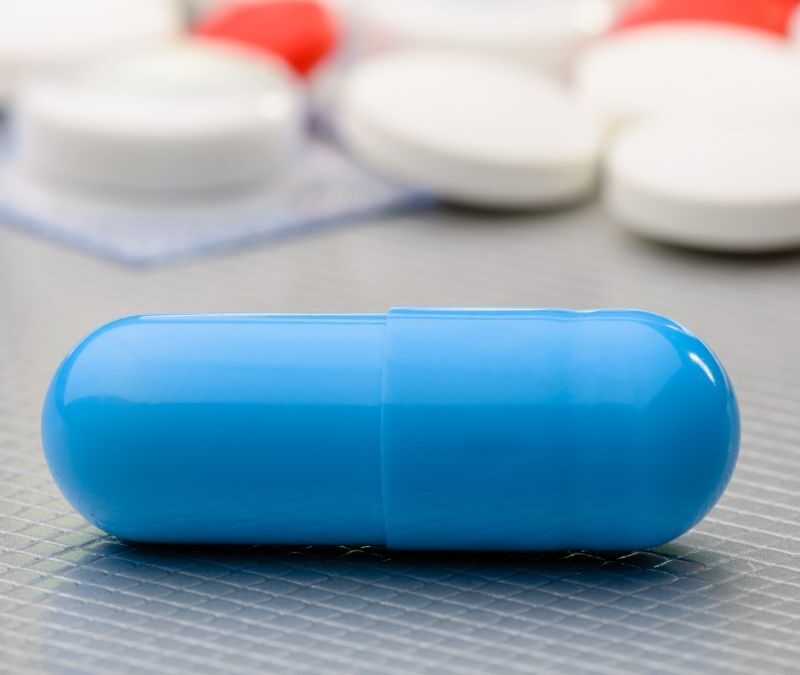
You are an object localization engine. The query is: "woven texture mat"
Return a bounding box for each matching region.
[0,204,798,673]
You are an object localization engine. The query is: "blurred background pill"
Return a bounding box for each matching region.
[16,41,303,196]
[790,2,800,41]
[354,0,623,78]
[0,0,181,104]
[195,0,339,76]
[181,0,230,22]
[337,49,602,209]
[606,113,800,252]
[614,0,799,35]
[573,23,800,132]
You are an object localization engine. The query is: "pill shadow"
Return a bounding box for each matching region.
[39,538,743,669]
[622,230,800,266]
[49,539,732,608]
[440,192,599,220]
[429,203,597,235]
[120,540,730,599]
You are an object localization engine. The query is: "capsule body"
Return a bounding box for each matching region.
[42,309,739,550]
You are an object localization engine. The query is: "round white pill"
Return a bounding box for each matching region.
[574,24,800,130]
[337,50,602,209]
[356,0,619,77]
[16,41,303,196]
[607,114,800,252]
[0,0,181,102]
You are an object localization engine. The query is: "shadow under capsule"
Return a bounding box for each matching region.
[36,535,747,671]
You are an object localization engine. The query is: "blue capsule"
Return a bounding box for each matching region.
[42,308,739,550]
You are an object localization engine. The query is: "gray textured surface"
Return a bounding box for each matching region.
[1,204,799,673]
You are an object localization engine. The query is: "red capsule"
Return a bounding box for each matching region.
[195,0,338,76]
[615,0,798,36]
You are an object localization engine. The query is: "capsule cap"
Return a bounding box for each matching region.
[382,308,738,550]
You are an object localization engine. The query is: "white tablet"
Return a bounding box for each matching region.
[16,41,303,196]
[0,0,181,102]
[356,0,619,76]
[574,23,800,131]
[607,114,800,252]
[337,49,602,208]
